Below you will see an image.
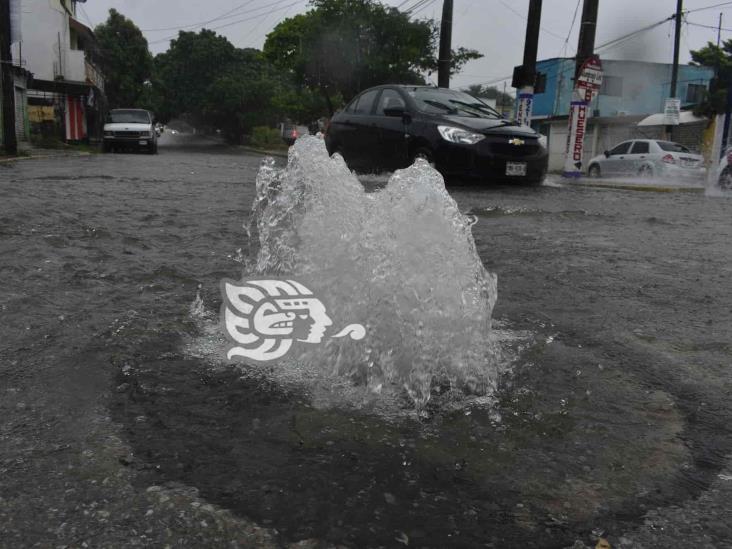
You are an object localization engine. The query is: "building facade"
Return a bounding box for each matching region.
[532,58,714,119]
[10,0,105,143]
[530,58,714,171]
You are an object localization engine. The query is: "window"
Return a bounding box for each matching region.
[408,87,501,118]
[376,89,406,116]
[657,141,690,153]
[600,76,623,97]
[352,89,380,115]
[630,141,649,154]
[686,83,707,104]
[609,142,631,155]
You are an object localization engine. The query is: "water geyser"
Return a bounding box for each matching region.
[241,136,499,406]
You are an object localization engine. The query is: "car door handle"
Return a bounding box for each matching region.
[640,156,646,159]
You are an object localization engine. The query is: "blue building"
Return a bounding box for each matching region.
[532,58,713,119]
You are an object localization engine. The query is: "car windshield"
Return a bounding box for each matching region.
[408,88,502,119]
[657,141,690,153]
[108,110,150,124]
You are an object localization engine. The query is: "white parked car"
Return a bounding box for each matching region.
[587,139,704,179]
[103,109,158,154]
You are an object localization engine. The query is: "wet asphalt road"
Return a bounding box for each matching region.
[1,134,731,548]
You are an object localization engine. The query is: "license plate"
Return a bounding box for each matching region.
[506,162,527,176]
[139,140,147,145]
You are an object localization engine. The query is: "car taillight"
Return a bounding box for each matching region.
[726,150,732,165]
[291,129,298,138]
[662,154,676,164]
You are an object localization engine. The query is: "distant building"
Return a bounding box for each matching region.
[530,58,714,171]
[10,0,105,143]
[532,58,713,119]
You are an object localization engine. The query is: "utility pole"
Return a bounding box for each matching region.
[437,0,453,88]
[575,0,599,80]
[512,0,543,126]
[562,0,601,178]
[667,0,683,140]
[717,12,723,48]
[0,0,18,155]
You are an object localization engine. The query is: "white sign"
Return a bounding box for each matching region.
[664,98,681,126]
[516,88,534,127]
[221,278,366,362]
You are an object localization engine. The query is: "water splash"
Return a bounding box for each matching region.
[241,136,499,407]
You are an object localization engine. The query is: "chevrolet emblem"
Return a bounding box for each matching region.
[508,138,525,146]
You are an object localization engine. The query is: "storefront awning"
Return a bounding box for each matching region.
[637,111,706,126]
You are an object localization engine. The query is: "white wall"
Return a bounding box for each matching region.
[11,0,73,82]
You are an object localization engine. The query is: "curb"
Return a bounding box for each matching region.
[238,146,288,158]
[0,151,92,164]
[566,180,706,193]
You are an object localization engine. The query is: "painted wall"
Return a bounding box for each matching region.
[10,0,84,82]
[533,58,713,118]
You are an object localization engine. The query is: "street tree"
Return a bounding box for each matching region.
[464,84,515,109]
[263,0,482,113]
[94,9,154,109]
[690,41,732,115]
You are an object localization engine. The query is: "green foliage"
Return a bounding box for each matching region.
[464,84,515,108]
[94,9,154,109]
[249,126,285,150]
[264,0,482,111]
[690,41,732,115]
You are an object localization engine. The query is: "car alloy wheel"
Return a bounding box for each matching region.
[588,165,601,178]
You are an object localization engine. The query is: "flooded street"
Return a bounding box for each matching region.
[2,136,731,548]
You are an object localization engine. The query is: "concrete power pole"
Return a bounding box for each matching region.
[0,0,18,155]
[667,0,683,140]
[575,0,599,80]
[562,0,601,178]
[513,0,543,126]
[438,0,453,88]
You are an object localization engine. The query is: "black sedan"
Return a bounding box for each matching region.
[325,85,548,184]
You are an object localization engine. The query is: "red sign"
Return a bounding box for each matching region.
[576,55,603,92]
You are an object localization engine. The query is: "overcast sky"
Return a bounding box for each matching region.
[75,0,732,91]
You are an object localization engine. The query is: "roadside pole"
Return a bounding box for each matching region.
[513,0,543,127]
[666,0,683,141]
[437,0,453,88]
[562,0,600,178]
[0,0,18,155]
[563,56,603,177]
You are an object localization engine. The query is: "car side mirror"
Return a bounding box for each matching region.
[604,150,610,158]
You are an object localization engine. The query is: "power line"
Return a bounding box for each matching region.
[687,19,732,32]
[558,0,582,57]
[495,0,566,41]
[685,1,732,14]
[409,0,438,17]
[148,0,302,45]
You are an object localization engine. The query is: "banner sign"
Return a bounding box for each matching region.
[516,88,534,128]
[563,56,603,177]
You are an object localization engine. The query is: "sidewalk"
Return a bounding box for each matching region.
[0,144,95,164]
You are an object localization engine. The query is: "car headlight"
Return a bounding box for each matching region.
[437,125,485,145]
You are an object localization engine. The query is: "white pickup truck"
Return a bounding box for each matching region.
[103,109,158,154]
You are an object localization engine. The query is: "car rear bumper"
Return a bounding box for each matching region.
[660,163,706,180]
[434,141,549,184]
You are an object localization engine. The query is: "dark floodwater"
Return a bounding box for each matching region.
[1,136,731,548]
